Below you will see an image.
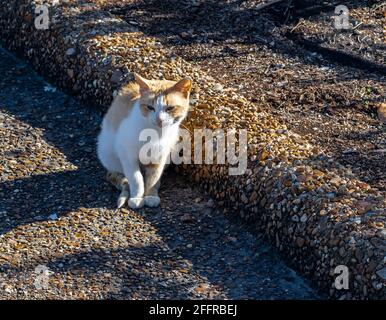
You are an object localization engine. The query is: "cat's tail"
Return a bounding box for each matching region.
[106,171,129,208]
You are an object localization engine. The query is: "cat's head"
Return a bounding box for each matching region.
[134,73,192,128]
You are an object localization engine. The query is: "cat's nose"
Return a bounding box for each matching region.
[156,118,163,127]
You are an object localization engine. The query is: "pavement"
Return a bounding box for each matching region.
[0,47,317,299]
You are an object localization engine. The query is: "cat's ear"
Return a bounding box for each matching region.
[169,77,192,97]
[134,73,151,92]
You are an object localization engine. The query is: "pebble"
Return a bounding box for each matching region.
[48,213,58,220]
[65,48,76,56]
[213,83,224,92]
[376,267,386,281]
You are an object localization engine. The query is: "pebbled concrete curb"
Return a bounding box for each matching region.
[1,0,384,299]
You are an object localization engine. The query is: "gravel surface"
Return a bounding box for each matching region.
[105,0,386,191]
[0,0,384,299]
[0,48,317,299]
[286,0,386,67]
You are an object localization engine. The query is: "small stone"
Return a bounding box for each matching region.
[319,209,327,216]
[376,267,386,281]
[258,149,270,161]
[343,149,358,155]
[179,32,191,40]
[228,236,237,243]
[48,213,58,220]
[111,69,123,83]
[351,217,361,225]
[4,287,12,294]
[194,197,202,203]
[296,237,305,247]
[213,83,224,92]
[339,247,346,257]
[357,182,370,191]
[326,193,335,200]
[66,69,74,78]
[330,177,341,186]
[180,213,195,223]
[372,282,383,290]
[367,260,378,273]
[300,214,308,223]
[65,48,76,56]
[206,199,215,207]
[249,191,258,202]
[313,170,325,179]
[354,249,363,262]
[357,201,374,214]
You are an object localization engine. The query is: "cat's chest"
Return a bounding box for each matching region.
[117,116,179,152]
[137,132,176,164]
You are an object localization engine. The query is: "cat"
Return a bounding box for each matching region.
[97,73,192,209]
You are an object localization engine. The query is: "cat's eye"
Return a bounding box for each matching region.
[166,106,175,112]
[146,105,155,111]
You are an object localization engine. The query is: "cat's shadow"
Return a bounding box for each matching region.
[0,51,119,235]
[0,48,188,235]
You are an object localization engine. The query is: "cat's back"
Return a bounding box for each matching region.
[103,81,141,131]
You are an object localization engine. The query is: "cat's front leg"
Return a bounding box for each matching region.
[106,171,130,208]
[143,162,166,208]
[120,158,145,209]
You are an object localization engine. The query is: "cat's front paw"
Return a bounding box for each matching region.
[144,196,160,208]
[128,197,145,209]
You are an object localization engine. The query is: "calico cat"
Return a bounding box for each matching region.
[97,73,192,209]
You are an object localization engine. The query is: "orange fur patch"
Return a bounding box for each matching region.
[103,76,191,131]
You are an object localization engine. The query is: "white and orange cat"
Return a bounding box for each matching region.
[97,73,192,209]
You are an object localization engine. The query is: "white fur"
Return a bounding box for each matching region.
[97,99,182,209]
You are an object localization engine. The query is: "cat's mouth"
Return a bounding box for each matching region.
[154,118,180,127]
[153,120,172,128]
